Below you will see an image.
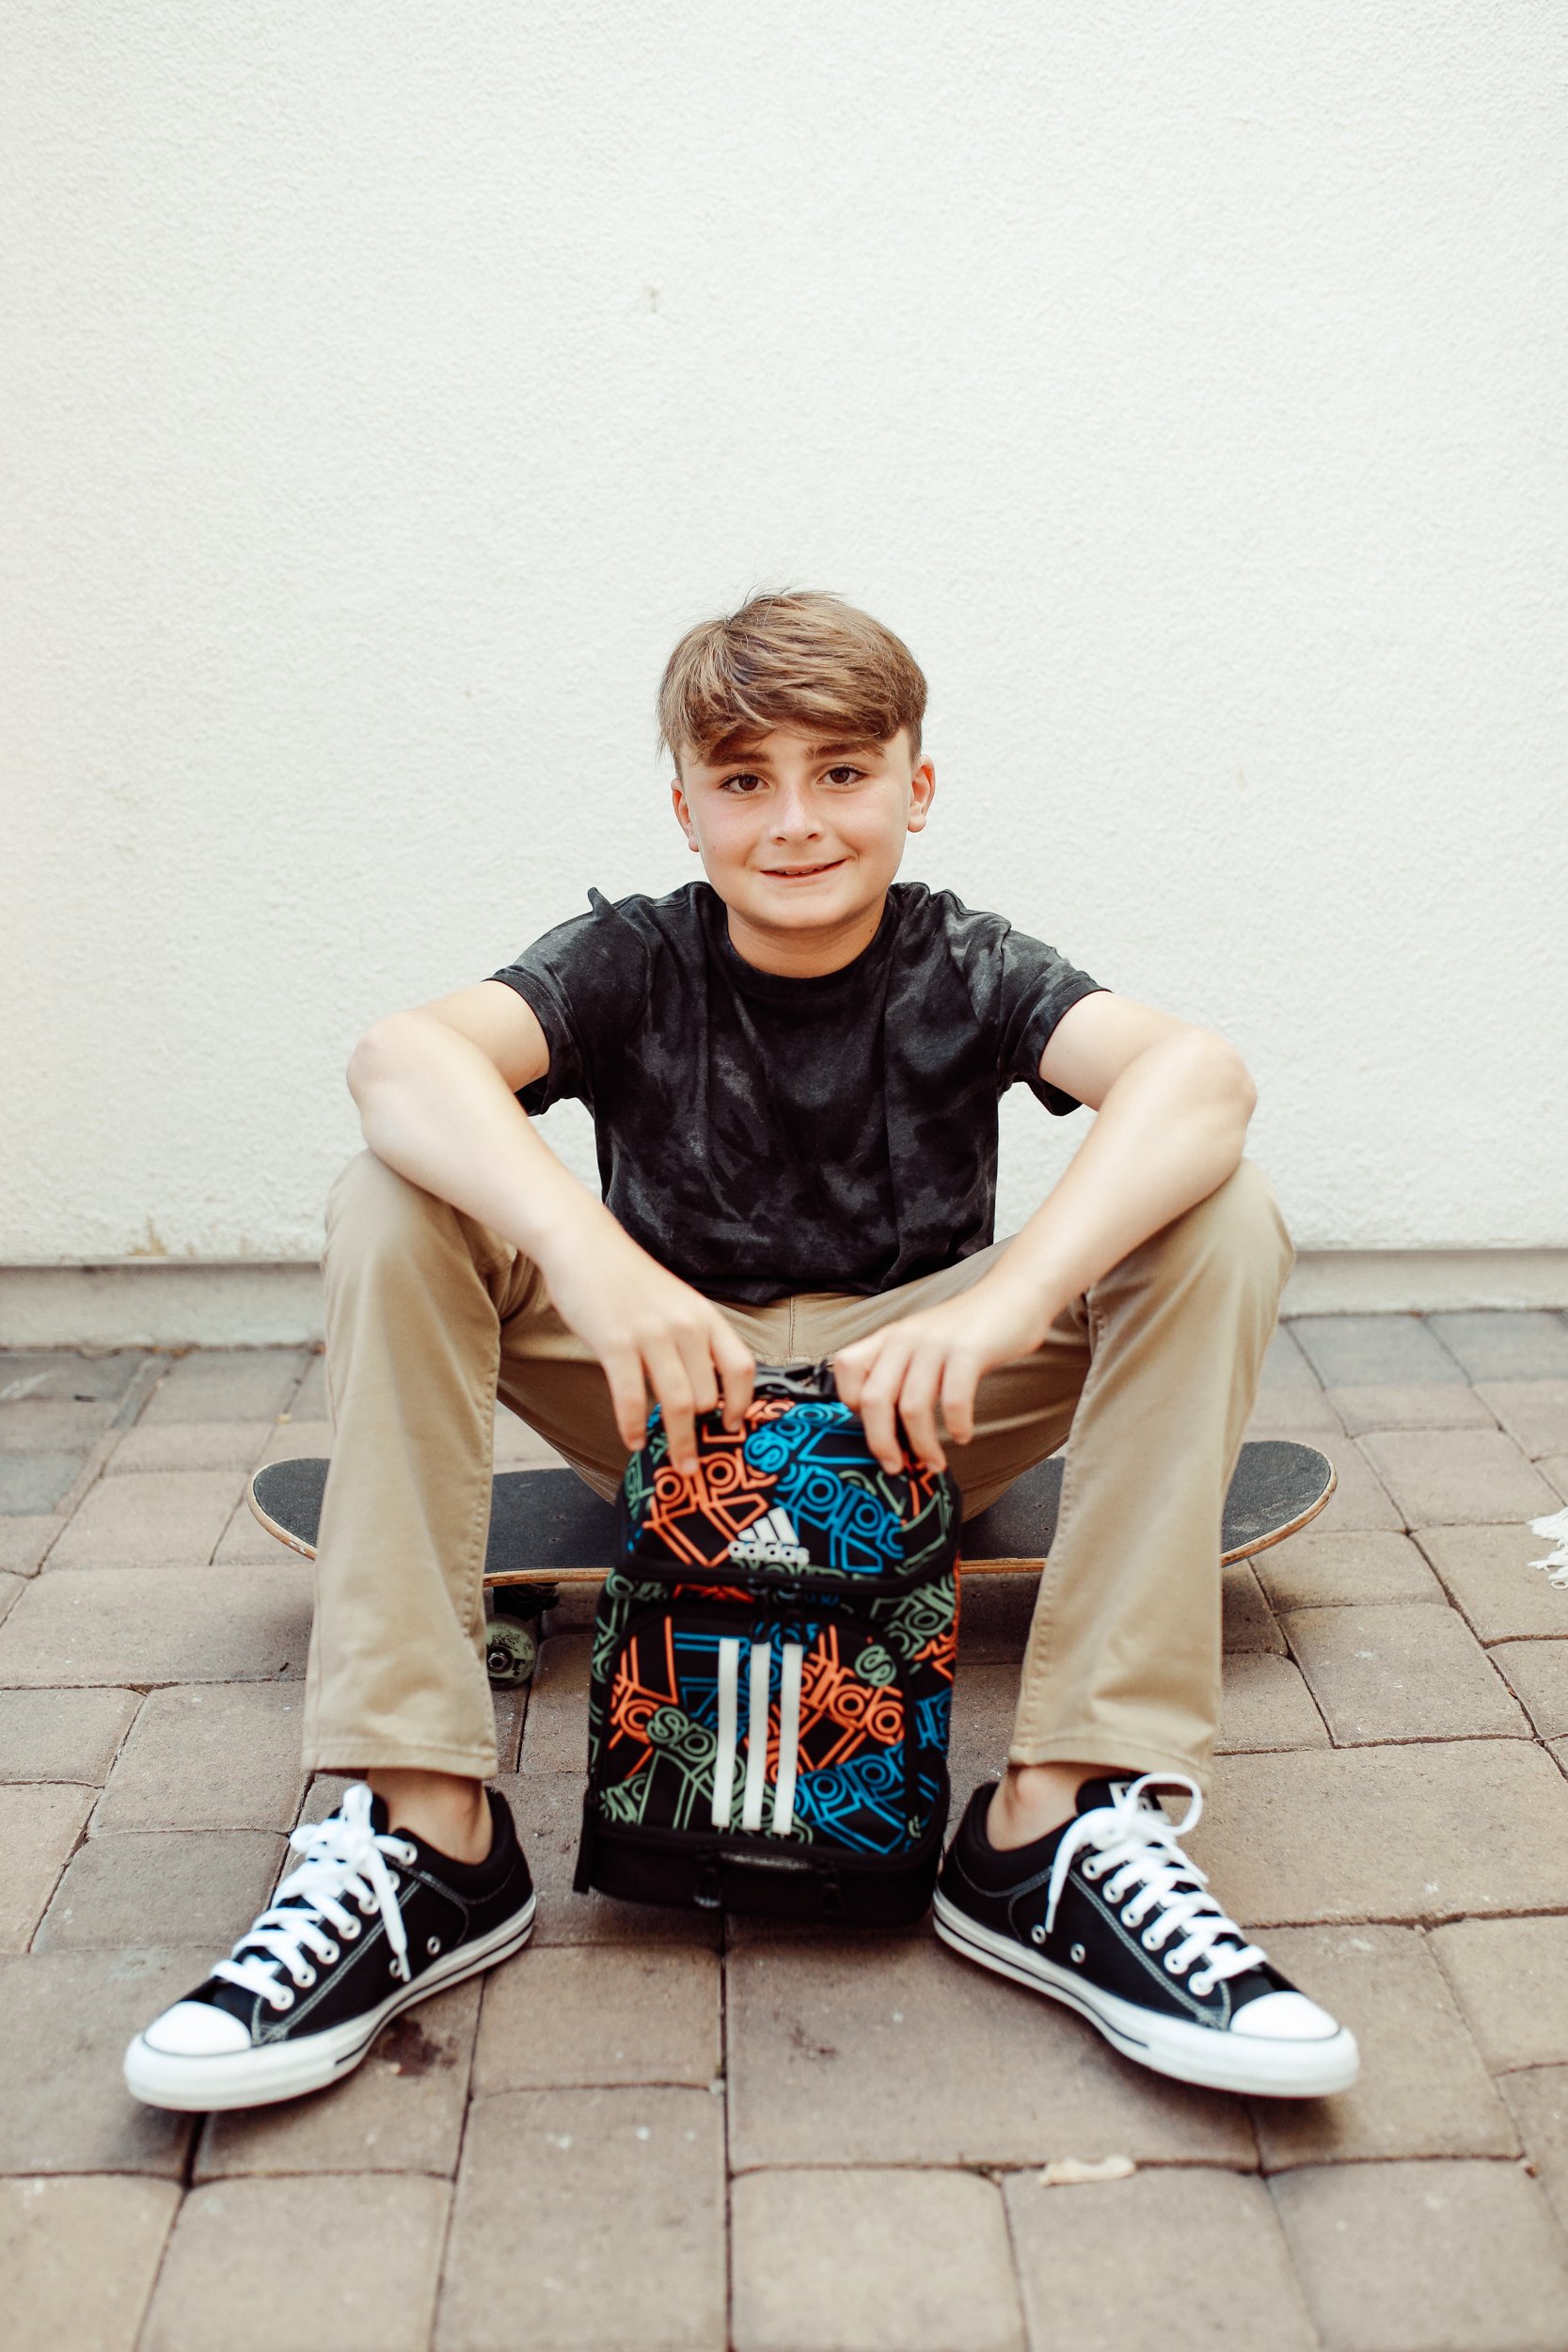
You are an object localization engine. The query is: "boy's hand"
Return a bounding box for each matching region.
[832,1279,1057,1474]
[538,1219,755,1475]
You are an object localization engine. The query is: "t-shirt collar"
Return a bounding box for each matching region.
[703,884,899,1005]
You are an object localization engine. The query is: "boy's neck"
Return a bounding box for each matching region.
[722,892,889,979]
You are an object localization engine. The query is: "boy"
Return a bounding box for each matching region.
[126,592,1357,2110]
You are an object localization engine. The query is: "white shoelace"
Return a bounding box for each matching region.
[213,1784,418,2011]
[1045,1774,1264,1998]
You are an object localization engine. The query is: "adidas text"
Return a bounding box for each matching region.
[728,1506,809,1571]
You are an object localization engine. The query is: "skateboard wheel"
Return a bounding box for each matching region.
[484,1615,539,1688]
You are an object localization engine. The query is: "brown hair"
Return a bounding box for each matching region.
[657,590,927,768]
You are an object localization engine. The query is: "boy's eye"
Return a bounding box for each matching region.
[715,763,864,792]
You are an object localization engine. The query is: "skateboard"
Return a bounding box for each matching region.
[246,1438,1336,1689]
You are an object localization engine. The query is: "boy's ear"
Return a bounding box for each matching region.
[907,756,936,834]
[670,776,701,850]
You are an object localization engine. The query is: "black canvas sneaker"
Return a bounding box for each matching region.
[124,1782,534,2111]
[934,1773,1358,2097]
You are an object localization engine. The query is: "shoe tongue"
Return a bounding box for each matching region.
[1075,1775,1148,1816]
[320,1782,390,1836]
[278,1786,392,1889]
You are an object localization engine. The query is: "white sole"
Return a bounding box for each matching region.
[123,1896,536,2113]
[933,1892,1359,2099]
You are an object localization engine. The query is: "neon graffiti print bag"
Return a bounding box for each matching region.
[572,1363,961,1925]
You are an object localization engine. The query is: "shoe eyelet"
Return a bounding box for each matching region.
[1191,1973,1214,1996]
[1164,1952,1189,1976]
[317,1942,339,1963]
[1029,1925,1046,1946]
[426,1936,441,1956]
[1140,1926,1162,1950]
[271,1989,293,2012]
[1069,1943,1086,1964]
[385,1874,399,1892]
[1082,1858,1104,1880]
[341,1918,360,1939]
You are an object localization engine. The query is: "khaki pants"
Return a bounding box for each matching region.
[302,1152,1295,1787]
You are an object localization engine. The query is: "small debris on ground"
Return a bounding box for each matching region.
[1038,2154,1136,2186]
[1528,1506,1568,1587]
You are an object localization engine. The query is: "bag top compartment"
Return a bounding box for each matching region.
[618,1363,959,1597]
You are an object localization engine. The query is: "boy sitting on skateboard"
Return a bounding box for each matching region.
[126,592,1357,2110]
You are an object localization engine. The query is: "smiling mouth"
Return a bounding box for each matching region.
[762,860,847,879]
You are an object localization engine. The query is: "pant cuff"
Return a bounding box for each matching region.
[302,1738,499,1781]
[1002,1732,1212,1789]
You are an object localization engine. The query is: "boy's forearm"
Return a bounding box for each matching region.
[348,1013,757,1464]
[347,1016,613,1269]
[992,1034,1257,1317]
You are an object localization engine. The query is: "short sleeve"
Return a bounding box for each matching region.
[993,927,1108,1116]
[488,888,648,1116]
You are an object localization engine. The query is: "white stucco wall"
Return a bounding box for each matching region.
[4,3,1564,1274]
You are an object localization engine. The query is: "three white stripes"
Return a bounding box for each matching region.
[713,1637,805,1836]
[713,1639,742,1830]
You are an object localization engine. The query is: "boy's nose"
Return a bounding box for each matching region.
[769,784,824,837]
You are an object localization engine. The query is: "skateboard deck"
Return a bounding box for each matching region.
[247,1438,1335,1582]
[248,1442,1333,1686]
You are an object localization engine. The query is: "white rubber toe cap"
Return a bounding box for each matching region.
[1230,1990,1343,2042]
[138,2001,252,2058]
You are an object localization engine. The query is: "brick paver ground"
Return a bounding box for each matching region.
[4,1316,1568,2351]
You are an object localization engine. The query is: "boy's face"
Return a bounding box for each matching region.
[671,724,935,972]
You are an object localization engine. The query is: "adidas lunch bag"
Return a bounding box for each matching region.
[573,1362,961,1924]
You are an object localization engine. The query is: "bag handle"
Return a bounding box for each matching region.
[749,1359,839,1405]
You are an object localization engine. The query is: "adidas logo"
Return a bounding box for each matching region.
[728,1506,809,1570]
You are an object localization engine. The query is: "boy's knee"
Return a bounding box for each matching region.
[324,1149,448,1267]
[1147,1158,1295,1296]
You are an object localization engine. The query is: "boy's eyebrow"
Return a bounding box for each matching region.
[716,738,882,765]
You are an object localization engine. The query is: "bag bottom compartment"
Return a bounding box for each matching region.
[574,1776,950,1927]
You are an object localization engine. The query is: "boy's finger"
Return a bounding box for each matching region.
[854,1346,912,1473]
[896,1354,947,1471]
[673,1330,721,1421]
[603,1353,649,1454]
[644,1343,699,1472]
[831,1336,875,1409]
[714,1327,756,1429]
[863,1406,901,1474]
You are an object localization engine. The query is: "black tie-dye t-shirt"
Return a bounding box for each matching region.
[490,881,1104,1305]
